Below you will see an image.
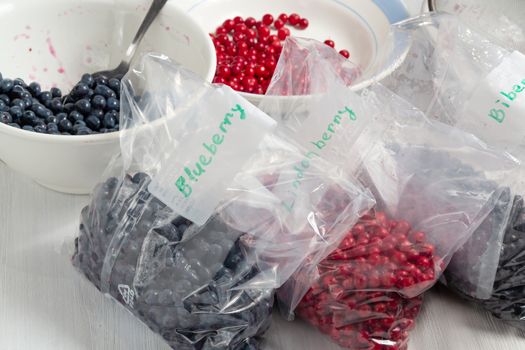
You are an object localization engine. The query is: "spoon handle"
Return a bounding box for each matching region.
[124,0,169,63]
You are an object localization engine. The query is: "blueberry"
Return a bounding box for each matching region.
[22,125,34,132]
[94,75,108,86]
[34,125,47,133]
[34,118,46,127]
[81,74,95,88]
[58,118,73,132]
[108,78,120,92]
[11,85,26,98]
[132,172,150,184]
[103,112,117,129]
[0,79,13,93]
[91,95,106,109]
[39,91,52,102]
[91,109,104,118]
[13,78,26,87]
[28,82,41,96]
[50,87,62,98]
[46,115,57,124]
[21,110,36,126]
[76,126,93,135]
[20,91,32,100]
[64,103,75,113]
[32,104,48,118]
[0,111,12,123]
[9,106,23,120]
[55,113,67,122]
[22,97,33,109]
[47,122,59,132]
[8,122,20,128]
[0,100,7,112]
[75,99,91,114]
[0,94,9,104]
[94,84,116,98]
[85,115,101,130]
[74,120,87,127]
[68,111,84,122]
[49,98,63,112]
[106,97,119,111]
[71,83,90,99]
[10,99,23,110]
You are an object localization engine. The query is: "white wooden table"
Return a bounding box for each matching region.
[1,161,525,350]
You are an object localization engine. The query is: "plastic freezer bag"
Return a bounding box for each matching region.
[72,53,374,350]
[379,12,525,303]
[260,38,519,349]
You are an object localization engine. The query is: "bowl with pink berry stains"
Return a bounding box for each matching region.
[182,0,410,104]
[0,0,216,194]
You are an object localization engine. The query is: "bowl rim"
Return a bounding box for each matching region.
[0,3,216,144]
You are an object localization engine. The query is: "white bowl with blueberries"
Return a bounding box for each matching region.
[0,0,216,194]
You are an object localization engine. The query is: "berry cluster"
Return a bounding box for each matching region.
[73,173,273,349]
[296,211,438,349]
[444,188,513,298]
[0,72,121,135]
[210,13,351,94]
[480,195,525,329]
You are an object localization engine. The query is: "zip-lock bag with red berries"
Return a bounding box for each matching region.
[72,52,376,350]
[380,13,525,329]
[261,37,520,349]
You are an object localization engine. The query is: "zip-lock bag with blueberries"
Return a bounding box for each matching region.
[380,12,525,329]
[259,36,520,349]
[71,53,375,350]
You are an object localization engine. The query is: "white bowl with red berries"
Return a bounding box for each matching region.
[0,0,216,194]
[185,0,408,104]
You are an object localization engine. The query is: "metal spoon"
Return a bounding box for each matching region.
[93,0,168,79]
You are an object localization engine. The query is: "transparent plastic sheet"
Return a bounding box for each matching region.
[379,13,525,311]
[260,38,520,349]
[72,53,375,350]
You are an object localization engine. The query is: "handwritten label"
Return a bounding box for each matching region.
[148,86,276,226]
[281,107,358,213]
[278,87,368,213]
[459,51,525,152]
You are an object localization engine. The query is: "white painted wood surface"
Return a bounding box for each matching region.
[1,162,525,350]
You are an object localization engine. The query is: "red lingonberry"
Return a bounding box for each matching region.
[339,49,350,58]
[274,19,285,29]
[223,19,235,31]
[262,13,274,25]
[277,27,291,40]
[244,16,256,28]
[324,39,335,48]
[298,18,309,29]
[288,13,300,25]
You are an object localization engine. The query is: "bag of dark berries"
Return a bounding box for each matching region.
[259,37,520,349]
[379,13,525,329]
[72,53,376,350]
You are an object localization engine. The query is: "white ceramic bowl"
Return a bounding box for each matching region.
[186,0,401,104]
[0,0,216,194]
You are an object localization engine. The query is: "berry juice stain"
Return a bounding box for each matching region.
[58,67,65,74]
[46,37,57,58]
[13,33,30,41]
